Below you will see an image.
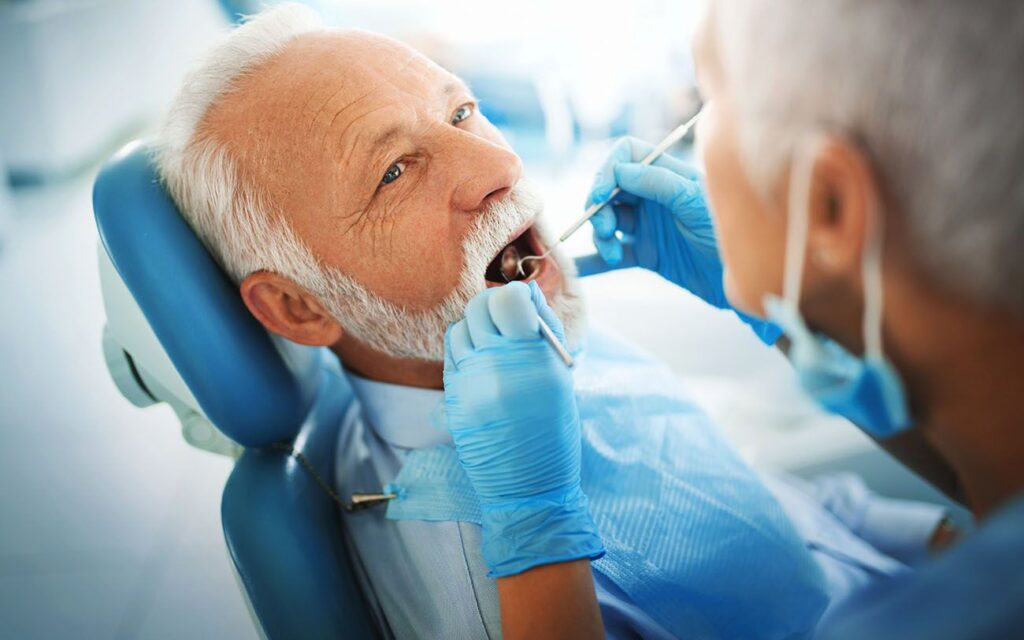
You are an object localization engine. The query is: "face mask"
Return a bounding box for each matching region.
[763,138,912,437]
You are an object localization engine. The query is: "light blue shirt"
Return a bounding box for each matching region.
[333,331,945,638]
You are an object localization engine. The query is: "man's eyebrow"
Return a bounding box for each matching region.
[444,80,471,97]
[337,123,404,191]
[371,124,403,150]
[345,82,471,175]
[355,124,404,184]
[362,83,468,153]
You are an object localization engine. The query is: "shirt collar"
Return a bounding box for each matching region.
[344,369,451,450]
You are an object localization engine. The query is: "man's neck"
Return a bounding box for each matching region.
[894,290,1024,519]
[330,334,444,390]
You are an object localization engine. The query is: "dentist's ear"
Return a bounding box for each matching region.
[240,271,344,347]
[803,136,882,282]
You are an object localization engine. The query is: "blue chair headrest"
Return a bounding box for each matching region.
[93,141,322,447]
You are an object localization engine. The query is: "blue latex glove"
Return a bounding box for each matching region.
[589,136,726,306]
[588,136,781,344]
[443,281,605,577]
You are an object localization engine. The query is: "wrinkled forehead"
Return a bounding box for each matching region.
[273,30,452,101]
[200,29,460,179]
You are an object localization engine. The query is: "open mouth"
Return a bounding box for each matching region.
[484,224,545,286]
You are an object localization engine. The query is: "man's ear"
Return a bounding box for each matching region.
[239,271,343,347]
[804,137,881,281]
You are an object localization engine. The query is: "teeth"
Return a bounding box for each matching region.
[500,245,521,282]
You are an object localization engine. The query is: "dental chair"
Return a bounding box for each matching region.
[93,141,377,639]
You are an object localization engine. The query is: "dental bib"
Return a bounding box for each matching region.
[386,331,828,639]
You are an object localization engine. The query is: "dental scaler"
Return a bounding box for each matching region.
[495,247,574,368]
[515,111,703,277]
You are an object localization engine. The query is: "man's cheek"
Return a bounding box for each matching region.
[539,277,562,305]
[403,223,466,284]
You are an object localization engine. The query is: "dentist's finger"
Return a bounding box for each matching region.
[447,319,476,365]
[464,288,502,347]
[590,203,617,240]
[613,163,701,213]
[443,324,458,372]
[588,137,635,204]
[527,281,566,344]
[488,282,540,339]
[592,229,624,266]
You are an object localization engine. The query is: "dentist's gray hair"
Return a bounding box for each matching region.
[713,1,1024,314]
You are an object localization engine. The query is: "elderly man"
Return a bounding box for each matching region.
[155,5,951,639]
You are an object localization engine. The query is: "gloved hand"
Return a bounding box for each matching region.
[443,281,604,577]
[589,136,725,305]
[588,136,781,344]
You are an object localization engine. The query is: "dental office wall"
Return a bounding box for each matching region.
[0,1,958,638]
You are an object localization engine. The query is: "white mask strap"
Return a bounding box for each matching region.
[786,134,887,360]
[782,138,822,309]
[861,189,886,360]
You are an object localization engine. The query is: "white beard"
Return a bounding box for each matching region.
[309,180,586,362]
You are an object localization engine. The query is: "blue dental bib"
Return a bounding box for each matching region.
[386,331,828,639]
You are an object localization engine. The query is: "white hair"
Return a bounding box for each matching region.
[153,3,584,361]
[713,1,1024,314]
[154,3,323,287]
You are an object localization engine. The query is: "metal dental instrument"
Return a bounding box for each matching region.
[497,245,574,368]
[516,111,703,277]
[538,316,574,368]
[346,491,398,512]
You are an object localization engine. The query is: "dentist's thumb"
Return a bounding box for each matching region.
[488,282,540,339]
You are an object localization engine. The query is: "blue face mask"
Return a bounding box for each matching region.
[763,138,912,437]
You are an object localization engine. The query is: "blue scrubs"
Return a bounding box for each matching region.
[818,493,1024,639]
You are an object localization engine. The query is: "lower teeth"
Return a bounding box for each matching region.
[500,245,521,282]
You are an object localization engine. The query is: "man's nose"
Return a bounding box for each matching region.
[449,135,523,213]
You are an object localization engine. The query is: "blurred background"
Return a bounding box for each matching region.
[0,0,962,637]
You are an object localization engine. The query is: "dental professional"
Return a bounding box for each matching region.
[441,1,1024,638]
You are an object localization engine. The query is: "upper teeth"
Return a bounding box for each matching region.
[500,245,521,282]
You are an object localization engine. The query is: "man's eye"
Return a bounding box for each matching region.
[451,103,474,125]
[381,161,406,185]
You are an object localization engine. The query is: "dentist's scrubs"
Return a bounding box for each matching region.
[585,139,1024,638]
[817,494,1024,639]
